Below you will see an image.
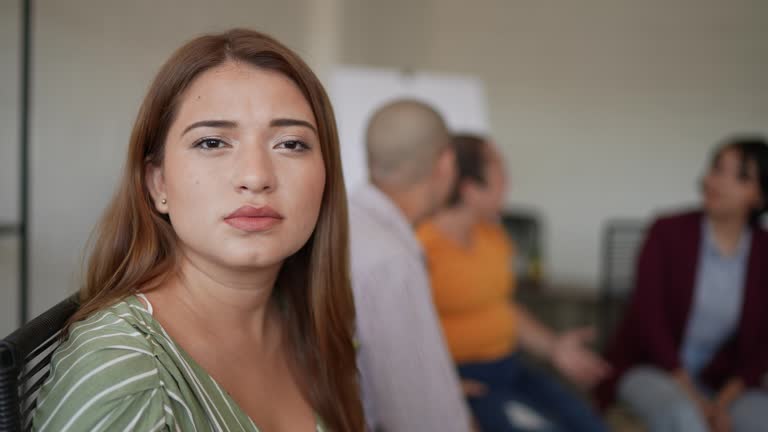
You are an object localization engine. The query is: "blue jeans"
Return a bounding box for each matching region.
[458,353,607,432]
[619,366,768,432]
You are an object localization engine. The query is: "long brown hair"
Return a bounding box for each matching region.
[69,29,363,431]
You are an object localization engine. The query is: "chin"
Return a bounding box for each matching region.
[229,242,307,269]
[704,207,738,221]
[221,254,284,271]
[702,199,718,213]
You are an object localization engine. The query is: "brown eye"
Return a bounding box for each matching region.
[275,140,310,152]
[194,138,226,150]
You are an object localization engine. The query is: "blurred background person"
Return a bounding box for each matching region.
[599,136,768,432]
[349,99,473,432]
[418,133,609,432]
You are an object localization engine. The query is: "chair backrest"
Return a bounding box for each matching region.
[598,219,647,349]
[0,296,79,432]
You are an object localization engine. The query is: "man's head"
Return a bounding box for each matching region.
[365,99,456,223]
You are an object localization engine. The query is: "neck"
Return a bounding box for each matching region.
[166,250,282,343]
[708,212,748,256]
[376,181,431,226]
[432,205,478,247]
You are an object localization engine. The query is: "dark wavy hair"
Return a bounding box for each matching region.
[708,134,768,226]
[447,133,490,207]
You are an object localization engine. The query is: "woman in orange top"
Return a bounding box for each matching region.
[418,134,609,432]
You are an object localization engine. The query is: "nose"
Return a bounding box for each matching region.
[231,141,277,194]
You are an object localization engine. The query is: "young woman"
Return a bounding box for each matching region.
[599,136,768,432]
[418,134,609,432]
[33,29,363,432]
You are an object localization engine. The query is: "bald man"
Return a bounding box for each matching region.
[349,100,472,432]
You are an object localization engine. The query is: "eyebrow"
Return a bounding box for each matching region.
[270,118,317,134]
[182,120,237,136]
[181,118,317,137]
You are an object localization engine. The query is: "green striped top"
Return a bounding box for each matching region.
[32,294,325,432]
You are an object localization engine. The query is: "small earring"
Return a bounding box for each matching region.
[161,198,167,205]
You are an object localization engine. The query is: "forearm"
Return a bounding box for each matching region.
[716,377,744,409]
[673,369,710,407]
[514,303,557,360]
[673,369,697,393]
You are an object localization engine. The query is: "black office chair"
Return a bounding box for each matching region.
[598,220,647,351]
[0,296,79,432]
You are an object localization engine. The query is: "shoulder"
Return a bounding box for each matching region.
[415,222,444,251]
[351,247,426,291]
[348,186,409,247]
[651,208,701,228]
[349,215,417,273]
[646,208,702,239]
[350,235,430,310]
[349,212,392,248]
[58,298,156,359]
[752,223,768,244]
[33,298,168,431]
[477,221,514,250]
[55,297,157,361]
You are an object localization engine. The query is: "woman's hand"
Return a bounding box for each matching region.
[514,305,610,387]
[550,327,611,388]
[706,378,744,432]
[708,406,732,432]
[460,379,488,398]
[672,369,716,424]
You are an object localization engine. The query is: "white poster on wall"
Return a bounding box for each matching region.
[329,66,490,190]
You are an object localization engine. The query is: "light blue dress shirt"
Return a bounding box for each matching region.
[681,219,751,377]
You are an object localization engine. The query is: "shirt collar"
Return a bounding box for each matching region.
[702,218,752,259]
[351,182,423,256]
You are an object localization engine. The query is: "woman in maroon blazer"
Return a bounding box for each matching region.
[599,136,768,432]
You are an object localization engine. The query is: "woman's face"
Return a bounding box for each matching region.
[702,147,762,220]
[147,61,326,271]
[464,144,507,220]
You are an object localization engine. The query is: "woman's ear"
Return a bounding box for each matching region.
[145,162,169,214]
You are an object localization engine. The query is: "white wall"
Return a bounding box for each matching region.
[340,0,768,291]
[330,66,491,190]
[1,1,766,334]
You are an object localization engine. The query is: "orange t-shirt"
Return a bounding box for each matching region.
[417,221,517,363]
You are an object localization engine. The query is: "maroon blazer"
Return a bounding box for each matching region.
[597,210,768,407]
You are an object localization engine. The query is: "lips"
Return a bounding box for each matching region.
[224,205,284,232]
